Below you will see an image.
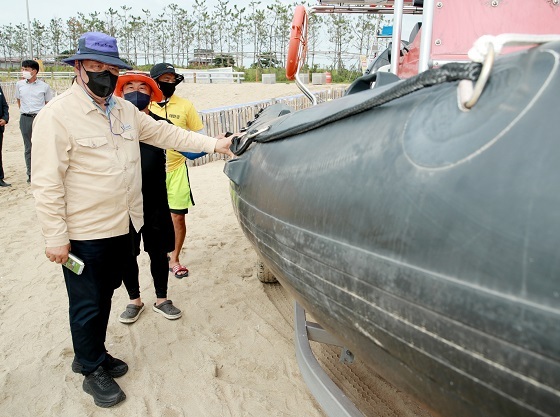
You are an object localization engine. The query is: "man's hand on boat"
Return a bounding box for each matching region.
[214,132,235,157]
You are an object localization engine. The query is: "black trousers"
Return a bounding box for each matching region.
[63,233,134,375]
[0,128,4,179]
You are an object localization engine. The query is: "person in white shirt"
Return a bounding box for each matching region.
[15,59,53,183]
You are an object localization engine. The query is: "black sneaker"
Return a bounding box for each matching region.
[82,366,126,408]
[72,354,128,378]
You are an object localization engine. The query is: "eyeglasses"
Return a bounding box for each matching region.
[108,110,125,136]
[81,60,120,76]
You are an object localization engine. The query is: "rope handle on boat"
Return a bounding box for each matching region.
[230,62,482,156]
[460,34,560,110]
[229,126,271,155]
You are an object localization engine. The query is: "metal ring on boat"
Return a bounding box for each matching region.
[463,43,495,109]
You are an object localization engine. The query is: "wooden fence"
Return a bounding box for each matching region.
[192,86,347,165]
[0,77,72,103]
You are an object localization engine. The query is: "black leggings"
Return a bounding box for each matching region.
[122,227,169,300]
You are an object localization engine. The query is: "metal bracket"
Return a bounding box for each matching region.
[305,320,355,364]
[294,301,364,417]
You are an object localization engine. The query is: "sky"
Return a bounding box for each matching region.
[2,0,421,67]
[1,0,253,26]
[2,0,420,29]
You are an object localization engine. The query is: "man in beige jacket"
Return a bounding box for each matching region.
[31,32,232,408]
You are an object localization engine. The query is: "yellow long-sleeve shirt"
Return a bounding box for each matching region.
[148,95,204,172]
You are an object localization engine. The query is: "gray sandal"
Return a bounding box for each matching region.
[119,303,145,324]
[152,300,182,320]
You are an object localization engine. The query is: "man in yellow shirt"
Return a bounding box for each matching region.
[149,63,205,279]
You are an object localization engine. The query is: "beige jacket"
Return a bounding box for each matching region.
[31,82,217,247]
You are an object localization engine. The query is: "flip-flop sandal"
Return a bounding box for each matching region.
[169,264,189,279]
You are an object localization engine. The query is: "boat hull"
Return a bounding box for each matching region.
[225,43,560,417]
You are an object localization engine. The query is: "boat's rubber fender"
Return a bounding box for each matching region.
[249,103,294,129]
[373,71,401,88]
[346,71,400,96]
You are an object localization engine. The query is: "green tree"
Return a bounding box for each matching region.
[48,18,64,59]
[118,6,133,61]
[105,8,119,37]
[79,11,106,33]
[193,0,209,49]
[65,17,84,54]
[273,1,291,67]
[327,14,353,71]
[214,53,235,67]
[308,13,323,69]
[31,19,46,58]
[231,5,247,68]
[0,25,15,63]
[127,15,144,66]
[213,0,230,57]
[167,3,180,65]
[248,0,262,67]
[176,7,195,66]
[153,14,168,62]
[256,51,278,68]
[141,9,154,65]
[12,24,28,60]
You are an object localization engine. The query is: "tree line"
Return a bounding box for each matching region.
[0,0,387,71]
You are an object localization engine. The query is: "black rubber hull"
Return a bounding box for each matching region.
[225,43,560,417]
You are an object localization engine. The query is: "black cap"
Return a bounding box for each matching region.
[149,63,184,83]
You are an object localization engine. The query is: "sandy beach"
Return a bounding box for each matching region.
[0,81,431,417]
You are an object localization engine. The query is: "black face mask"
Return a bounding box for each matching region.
[124,91,151,110]
[158,81,176,99]
[84,69,119,98]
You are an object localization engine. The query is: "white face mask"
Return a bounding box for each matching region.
[22,70,33,80]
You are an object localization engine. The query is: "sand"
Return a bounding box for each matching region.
[0,82,431,417]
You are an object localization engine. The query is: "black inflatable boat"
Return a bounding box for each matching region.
[224,41,560,417]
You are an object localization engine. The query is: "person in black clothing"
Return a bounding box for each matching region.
[113,71,182,323]
[0,85,10,187]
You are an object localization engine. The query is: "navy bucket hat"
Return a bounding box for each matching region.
[63,32,132,69]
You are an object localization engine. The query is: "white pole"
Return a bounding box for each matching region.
[418,0,435,72]
[390,0,404,76]
[26,0,32,58]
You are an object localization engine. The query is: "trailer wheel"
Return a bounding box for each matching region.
[256,259,278,283]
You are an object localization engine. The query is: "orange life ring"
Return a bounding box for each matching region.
[286,5,308,80]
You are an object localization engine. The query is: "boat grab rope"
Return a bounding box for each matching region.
[232,62,482,155]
